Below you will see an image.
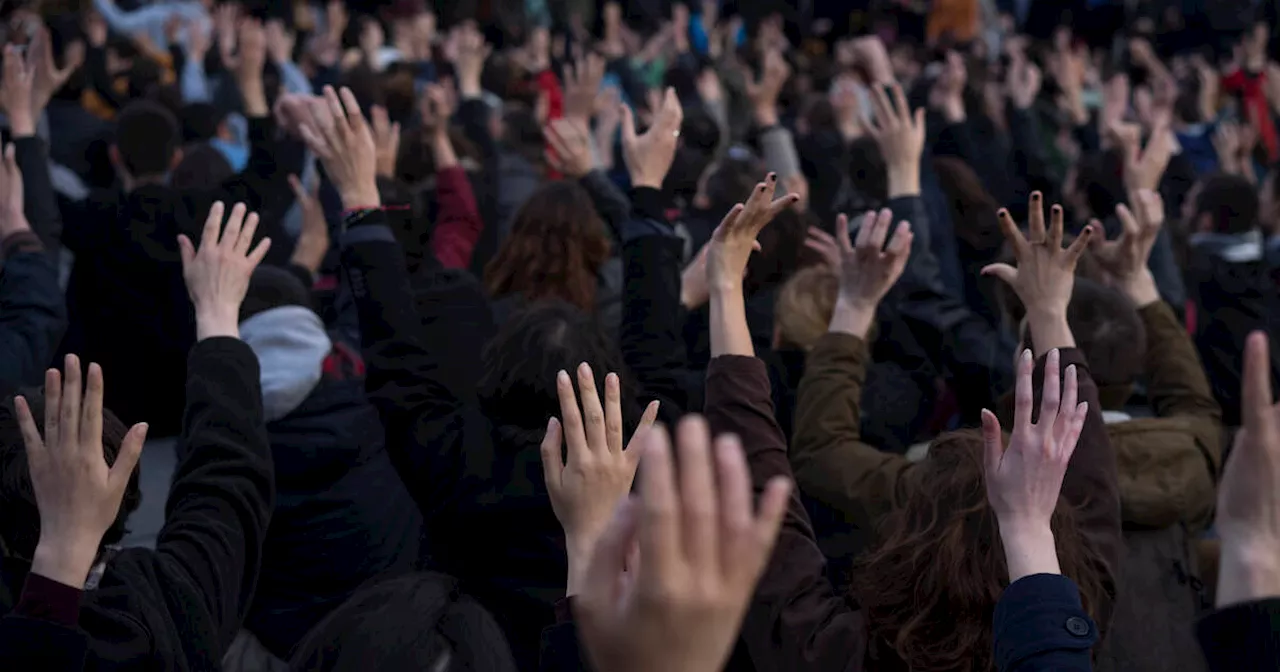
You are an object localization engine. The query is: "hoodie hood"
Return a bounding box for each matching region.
[239,306,332,422]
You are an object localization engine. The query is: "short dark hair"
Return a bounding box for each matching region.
[1195,173,1259,234]
[115,100,181,177]
[289,572,517,672]
[171,143,232,193]
[0,388,139,559]
[1065,279,1148,390]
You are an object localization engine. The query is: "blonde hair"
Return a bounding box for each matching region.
[775,265,839,351]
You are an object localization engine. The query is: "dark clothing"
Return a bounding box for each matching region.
[993,574,1097,672]
[1196,598,1280,672]
[0,573,89,672]
[341,214,561,670]
[59,116,293,436]
[0,245,66,391]
[0,337,274,670]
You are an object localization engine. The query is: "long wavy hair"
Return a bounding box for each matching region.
[852,430,1110,672]
[484,181,611,312]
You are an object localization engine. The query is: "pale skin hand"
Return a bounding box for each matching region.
[982,193,1092,355]
[1088,188,1163,307]
[288,174,329,275]
[0,144,28,241]
[29,27,80,124]
[808,210,913,338]
[298,86,380,209]
[744,49,790,127]
[545,117,595,178]
[20,356,148,589]
[562,53,606,123]
[620,87,683,190]
[540,363,659,596]
[1216,332,1280,608]
[866,82,924,198]
[576,417,790,672]
[1,45,36,138]
[369,105,401,179]
[981,349,1088,582]
[235,19,269,117]
[178,202,272,341]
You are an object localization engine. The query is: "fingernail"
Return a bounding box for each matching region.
[578,362,591,376]
[769,172,777,182]
[1032,192,1041,201]
[557,370,569,384]
[1022,349,1032,362]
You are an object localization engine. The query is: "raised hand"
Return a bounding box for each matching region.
[541,363,659,594]
[370,104,401,179]
[981,348,1088,581]
[1116,120,1176,191]
[288,174,328,274]
[867,82,924,197]
[29,26,81,122]
[178,202,271,341]
[545,117,595,178]
[833,210,913,307]
[265,18,297,65]
[563,52,606,123]
[744,48,790,126]
[929,50,967,123]
[0,44,36,136]
[620,87,683,189]
[18,355,148,588]
[298,86,380,208]
[576,416,790,672]
[235,17,267,81]
[1216,332,1280,607]
[1089,188,1163,305]
[706,173,799,289]
[451,24,492,98]
[0,144,28,240]
[1007,57,1043,110]
[983,193,1093,324]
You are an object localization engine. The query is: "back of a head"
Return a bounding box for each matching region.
[0,392,138,560]
[1195,173,1259,235]
[483,181,610,312]
[1065,279,1147,391]
[289,572,517,672]
[852,431,1109,671]
[171,143,233,192]
[703,154,764,216]
[775,265,838,350]
[932,156,1002,251]
[478,300,637,433]
[115,100,181,179]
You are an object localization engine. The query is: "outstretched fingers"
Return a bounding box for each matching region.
[1037,349,1062,436]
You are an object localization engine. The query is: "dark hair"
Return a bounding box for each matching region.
[115,100,181,177]
[1074,149,1126,221]
[289,572,517,672]
[848,136,888,207]
[1064,279,1147,390]
[704,155,765,216]
[0,389,139,559]
[932,156,1002,251]
[1195,173,1259,234]
[501,102,546,167]
[478,300,639,433]
[853,431,1109,672]
[171,143,233,192]
[484,181,610,312]
[241,265,314,321]
[179,103,224,143]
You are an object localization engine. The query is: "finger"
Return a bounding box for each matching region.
[1243,331,1275,433]
[619,103,637,151]
[835,213,852,252]
[854,210,875,248]
[321,86,349,138]
[577,362,608,454]
[178,234,195,271]
[768,191,801,217]
[43,367,60,450]
[980,262,1017,285]
[604,372,624,454]
[1027,191,1046,242]
[887,221,913,256]
[714,434,752,572]
[1060,401,1089,462]
[235,211,260,257]
[1014,349,1034,430]
[890,83,910,123]
[1054,364,1079,450]
[82,363,104,450]
[1064,223,1094,264]
[555,370,588,461]
[1087,218,1108,249]
[677,416,718,569]
[1048,204,1065,250]
[660,86,684,129]
[713,204,745,240]
[625,400,660,466]
[221,202,247,249]
[14,396,44,458]
[752,476,792,572]
[298,122,332,158]
[1038,348,1062,432]
[201,201,225,250]
[287,174,307,201]
[110,422,148,493]
[1115,203,1139,238]
[867,208,893,251]
[338,86,369,132]
[539,416,564,489]
[60,354,82,452]
[246,237,272,267]
[997,208,1031,258]
[639,424,681,580]
[869,82,894,128]
[981,409,1004,476]
[912,106,926,133]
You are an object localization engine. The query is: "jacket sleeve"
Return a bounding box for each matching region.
[1139,300,1223,471]
[619,187,701,420]
[430,165,485,270]
[340,213,494,521]
[1195,598,1280,672]
[13,136,62,251]
[578,169,630,243]
[0,573,89,672]
[704,355,868,672]
[993,574,1097,672]
[0,245,66,388]
[791,332,913,532]
[1041,349,1123,629]
[153,337,274,652]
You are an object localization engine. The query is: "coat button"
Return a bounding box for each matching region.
[1065,616,1091,637]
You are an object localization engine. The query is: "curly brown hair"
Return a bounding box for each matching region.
[852,430,1110,672]
[483,181,611,312]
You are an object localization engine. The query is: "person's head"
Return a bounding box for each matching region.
[848,136,888,208]
[932,156,1002,252]
[289,572,517,672]
[0,390,140,561]
[1190,173,1259,234]
[478,300,639,432]
[852,431,1109,671]
[773,265,838,351]
[111,100,183,181]
[171,143,233,192]
[1069,148,1125,225]
[695,152,764,214]
[484,181,610,312]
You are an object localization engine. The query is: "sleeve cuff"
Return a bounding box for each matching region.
[341,224,396,248]
[994,574,1097,670]
[1,230,43,259]
[629,186,668,223]
[15,572,84,626]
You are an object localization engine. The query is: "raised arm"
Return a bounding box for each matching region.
[791,210,914,532]
[420,84,484,270]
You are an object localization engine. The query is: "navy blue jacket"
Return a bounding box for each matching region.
[994,574,1098,672]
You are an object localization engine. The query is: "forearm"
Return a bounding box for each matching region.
[1025,311,1075,355]
[759,125,801,180]
[709,283,753,357]
[13,137,62,250]
[430,164,484,269]
[999,522,1062,581]
[275,59,314,95]
[0,247,66,388]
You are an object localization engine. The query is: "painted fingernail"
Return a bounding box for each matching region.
[768,172,777,182]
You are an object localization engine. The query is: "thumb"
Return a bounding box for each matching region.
[980,409,1004,478]
[980,263,1017,286]
[619,103,637,150]
[288,174,305,200]
[110,422,148,493]
[539,416,564,491]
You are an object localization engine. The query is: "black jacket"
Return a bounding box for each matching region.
[1197,598,1280,672]
[0,245,65,392]
[0,337,274,670]
[58,116,294,436]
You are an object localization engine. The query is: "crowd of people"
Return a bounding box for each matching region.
[0,0,1278,670]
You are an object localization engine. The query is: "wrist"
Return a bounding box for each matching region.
[1217,543,1280,608]
[339,187,382,210]
[31,536,99,589]
[753,106,779,127]
[998,519,1061,581]
[1117,270,1160,307]
[565,536,597,597]
[195,306,241,341]
[829,295,877,338]
[629,174,664,190]
[1026,310,1075,353]
[708,276,744,298]
[886,165,921,198]
[8,114,35,137]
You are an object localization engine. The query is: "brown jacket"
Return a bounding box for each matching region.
[706,348,1118,671]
